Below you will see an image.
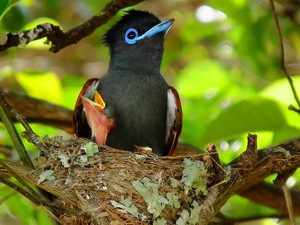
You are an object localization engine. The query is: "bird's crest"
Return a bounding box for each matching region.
[103,10,161,47]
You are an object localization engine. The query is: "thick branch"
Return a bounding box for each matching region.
[200,136,300,224]
[0,88,72,133]
[238,182,300,215]
[0,0,145,53]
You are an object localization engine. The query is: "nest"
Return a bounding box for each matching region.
[6,136,216,224]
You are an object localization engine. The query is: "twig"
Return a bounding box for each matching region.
[0,159,42,200]
[10,108,49,153]
[237,134,258,170]
[0,0,145,53]
[0,176,87,217]
[0,87,72,133]
[207,143,227,183]
[283,185,296,225]
[269,0,300,112]
[288,104,300,114]
[0,94,34,169]
[0,176,40,205]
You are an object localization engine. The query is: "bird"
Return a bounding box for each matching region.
[72,10,182,156]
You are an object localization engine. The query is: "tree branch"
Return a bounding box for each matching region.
[0,94,34,169]
[0,0,145,53]
[199,135,300,224]
[238,182,300,215]
[0,88,72,133]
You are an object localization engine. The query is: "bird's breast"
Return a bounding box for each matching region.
[98,72,168,154]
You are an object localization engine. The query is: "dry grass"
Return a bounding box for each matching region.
[1,136,213,224]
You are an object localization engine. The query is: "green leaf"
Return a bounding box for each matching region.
[201,97,288,144]
[272,126,300,146]
[222,195,278,219]
[178,60,231,98]
[260,77,300,128]
[0,0,9,17]
[260,77,300,106]
[61,75,89,109]
[15,71,63,104]
[0,0,20,22]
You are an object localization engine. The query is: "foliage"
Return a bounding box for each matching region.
[0,0,299,224]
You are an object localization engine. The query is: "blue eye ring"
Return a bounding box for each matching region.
[125,28,138,45]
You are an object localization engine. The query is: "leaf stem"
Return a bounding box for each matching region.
[0,94,34,169]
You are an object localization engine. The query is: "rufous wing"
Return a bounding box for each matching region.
[165,86,183,156]
[72,78,100,138]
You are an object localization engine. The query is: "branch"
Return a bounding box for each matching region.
[238,182,300,215]
[269,0,300,113]
[0,94,34,169]
[0,0,145,53]
[0,88,72,133]
[199,135,300,224]
[1,132,300,224]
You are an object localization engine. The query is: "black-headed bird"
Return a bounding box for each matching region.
[73,10,182,156]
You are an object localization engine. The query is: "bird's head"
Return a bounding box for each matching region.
[104,10,174,71]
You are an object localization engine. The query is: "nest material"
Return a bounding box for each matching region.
[26,136,215,225]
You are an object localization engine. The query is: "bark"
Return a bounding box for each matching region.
[0,0,145,53]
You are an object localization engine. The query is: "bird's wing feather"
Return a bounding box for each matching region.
[72,78,100,137]
[165,86,182,156]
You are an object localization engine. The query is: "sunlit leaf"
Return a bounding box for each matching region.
[222,195,278,219]
[200,97,288,144]
[15,71,63,104]
[260,77,300,130]
[21,0,33,6]
[260,76,300,106]
[61,75,87,109]
[177,60,230,98]
[272,126,300,146]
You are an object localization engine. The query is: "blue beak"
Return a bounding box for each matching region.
[137,19,174,41]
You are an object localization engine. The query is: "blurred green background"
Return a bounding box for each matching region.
[0,0,300,224]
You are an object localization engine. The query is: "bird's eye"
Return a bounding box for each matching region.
[125,28,138,45]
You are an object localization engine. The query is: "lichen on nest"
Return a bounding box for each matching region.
[29,136,214,225]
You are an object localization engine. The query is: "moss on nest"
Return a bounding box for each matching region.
[16,136,214,224]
